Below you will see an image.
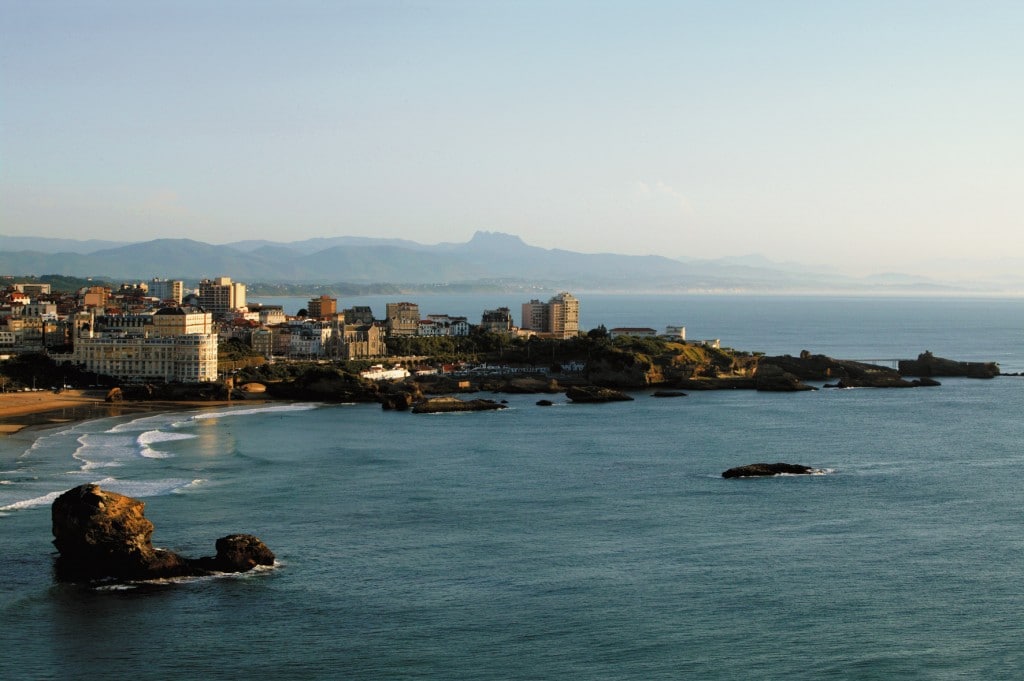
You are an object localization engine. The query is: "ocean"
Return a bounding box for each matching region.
[2,294,1023,679]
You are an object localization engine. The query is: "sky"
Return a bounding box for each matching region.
[2,1,1022,275]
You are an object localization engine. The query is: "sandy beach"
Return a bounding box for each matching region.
[0,389,249,435]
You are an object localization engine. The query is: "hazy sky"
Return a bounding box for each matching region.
[2,1,1022,274]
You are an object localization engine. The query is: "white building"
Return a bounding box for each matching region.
[288,321,333,358]
[360,364,411,381]
[418,315,470,337]
[663,325,686,340]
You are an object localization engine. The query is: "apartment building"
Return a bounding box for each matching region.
[521,292,580,339]
[548,292,579,339]
[198,277,246,317]
[149,278,184,304]
[307,295,338,320]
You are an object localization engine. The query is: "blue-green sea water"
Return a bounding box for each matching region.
[2,295,1023,679]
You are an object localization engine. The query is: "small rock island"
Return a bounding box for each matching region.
[51,483,274,582]
[722,463,819,478]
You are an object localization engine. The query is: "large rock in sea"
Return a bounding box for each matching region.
[51,484,274,582]
[722,463,817,478]
[411,396,508,414]
[565,386,635,403]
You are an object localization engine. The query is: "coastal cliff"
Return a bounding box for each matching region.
[583,344,924,391]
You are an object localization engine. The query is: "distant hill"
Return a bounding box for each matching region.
[0,230,1012,293]
[0,235,127,254]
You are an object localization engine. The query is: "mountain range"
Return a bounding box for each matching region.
[0,231,1018,294]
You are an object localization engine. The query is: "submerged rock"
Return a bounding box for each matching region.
[51,484,274,582]
[652,391,687,398]
[722,462,817,478]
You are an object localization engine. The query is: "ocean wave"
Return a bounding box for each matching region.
[91,476,201,499]
[183,403,321,423]
[137,430,197,459]
[72,433,137,471]
[110,412,191,434]
[138,430,197,445]
[0,476,203,516]
[0,489,65,512]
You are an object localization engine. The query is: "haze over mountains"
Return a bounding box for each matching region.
[0,231,1019,294]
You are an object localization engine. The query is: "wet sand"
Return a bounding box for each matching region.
[0,389,257,435]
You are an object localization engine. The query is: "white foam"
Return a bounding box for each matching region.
[138,430,197,445]
[137,430,196,459]
[110,412,189,434]
[93,561,280,589]
[92,476,200,499]
[0,489,64,512]
[72,432,138,471]
[183,403,321,423]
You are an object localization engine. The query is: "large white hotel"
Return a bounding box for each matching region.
[70,307,218,383]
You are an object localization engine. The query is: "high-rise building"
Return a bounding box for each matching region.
[548,292,579,339]
[307,295,338,320]
[149,278,184,304]
[521,300,548,332]
[198,277,246,317]
[520,293,579,339]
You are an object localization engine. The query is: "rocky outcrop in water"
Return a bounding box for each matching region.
[51,484,274,582]
[565,386,635,403]
[722,463,817,478]
[898,351,1000,379]
[753,364,816,392]
[762,353,919,388]
[411,396,507,413]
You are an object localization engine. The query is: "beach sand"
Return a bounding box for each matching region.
[0,389,254,435]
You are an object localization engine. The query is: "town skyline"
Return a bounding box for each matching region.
[3,1,1022,278]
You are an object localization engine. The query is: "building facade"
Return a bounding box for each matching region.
[385,302,420,337]
[307,295,338,320]
[480,307,514,333]
[520,292,580,339]
[70,308,218,383]
[149,278,184,304]
[198,277,246,317]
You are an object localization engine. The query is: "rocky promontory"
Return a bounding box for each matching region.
[51,484,274,582]
[898,351,1000,378]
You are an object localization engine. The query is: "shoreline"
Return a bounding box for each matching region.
[0,389,267,436]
